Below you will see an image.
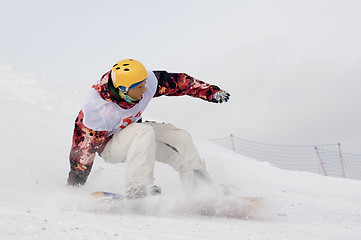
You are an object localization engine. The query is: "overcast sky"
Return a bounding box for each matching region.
[1,0,361,153]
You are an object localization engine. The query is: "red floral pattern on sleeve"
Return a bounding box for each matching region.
[153,71,221,102]
[68,110,108,185]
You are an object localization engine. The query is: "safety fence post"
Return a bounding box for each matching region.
[315,146,327,176]
[338,143,346,178]
[230,134,236,152]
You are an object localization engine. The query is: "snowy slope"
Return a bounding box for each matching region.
[1,65,361,240]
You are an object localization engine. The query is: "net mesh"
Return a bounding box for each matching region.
[210,135,361,180]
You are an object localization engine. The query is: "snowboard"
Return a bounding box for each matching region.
[91,191,125,201]
[90,191,264,219]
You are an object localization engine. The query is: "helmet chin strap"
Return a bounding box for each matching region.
[118,88,140,104]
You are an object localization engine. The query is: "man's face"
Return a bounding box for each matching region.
[127,81,147,101]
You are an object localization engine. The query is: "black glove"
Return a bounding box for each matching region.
[67,170,88,186]
[212,90,230,103]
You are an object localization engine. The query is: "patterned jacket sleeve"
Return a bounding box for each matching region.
[153,71,221,102]
[67,110,108,185]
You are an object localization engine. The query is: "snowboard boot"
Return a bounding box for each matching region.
[126,185,162,199]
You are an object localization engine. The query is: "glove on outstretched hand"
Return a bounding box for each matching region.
[212,90,230,103]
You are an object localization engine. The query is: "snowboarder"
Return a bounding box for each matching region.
[67,59,230,198]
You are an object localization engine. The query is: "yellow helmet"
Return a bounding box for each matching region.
[111,59,148,90]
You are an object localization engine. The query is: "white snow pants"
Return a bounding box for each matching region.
[100,122,211,193]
